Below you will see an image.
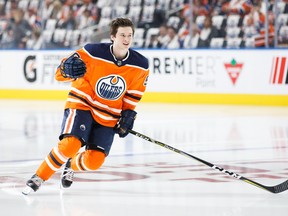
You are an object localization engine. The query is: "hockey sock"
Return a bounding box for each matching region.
[36,136,82,180]
[71,150,105,171]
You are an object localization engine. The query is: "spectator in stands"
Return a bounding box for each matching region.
[26,28,43,50]
[222,0,253,16]
[245,1,275,47]
[49,0,63,20]
[0,27,14,48]
[7,0,19,13]
[178,11,190,44]
[256,11,275,47]
[242,3,265,39]
[2,8,32,49]
[59,7,77,30]
[212,0,229,15]
[151,24,170,48]
[0,1,5,18]
[249,4,265,28]
[180,0,216,30]
[59,0,77,20]
[162,26,181,49]
[268,0,288,14]
[191,0,212,17]
[25,8,41,29]
[151,2,166,27]
[242,14,260,39]
[147,34,159,48]
[278,25,288,47]
[0,3,6,42]
[74,0,98,24]
[77,9,95,29]
[197,15,219,48]
[42,0,55,22]
[182,23,200,48]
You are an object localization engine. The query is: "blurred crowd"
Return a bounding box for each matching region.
[147,0,288,48]
[0,0,98,49]
[0,0,287,50]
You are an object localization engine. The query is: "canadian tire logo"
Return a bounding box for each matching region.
[224,59,243,85]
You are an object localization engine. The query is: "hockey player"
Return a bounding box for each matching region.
[22,18,150,195]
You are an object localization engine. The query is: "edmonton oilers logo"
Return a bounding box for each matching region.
[96,75,126,100]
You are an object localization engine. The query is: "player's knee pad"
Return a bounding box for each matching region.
[58,136,82,158]
[81,150,106,171]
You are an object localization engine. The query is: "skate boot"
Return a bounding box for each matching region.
[61,158,74,188]
[22,174,44,195]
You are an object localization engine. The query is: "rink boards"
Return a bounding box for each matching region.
[0,49,287,105]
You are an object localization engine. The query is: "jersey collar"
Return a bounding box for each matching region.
[110,44,129,67]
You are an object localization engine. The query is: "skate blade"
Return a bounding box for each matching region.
[22,186,33,195]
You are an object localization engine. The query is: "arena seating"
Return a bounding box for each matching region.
[0,0,287,49]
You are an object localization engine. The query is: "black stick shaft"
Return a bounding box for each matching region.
[129,129,288,194]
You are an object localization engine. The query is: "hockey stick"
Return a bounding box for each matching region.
[129,129,288,194]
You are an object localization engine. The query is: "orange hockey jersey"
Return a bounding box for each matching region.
[55,43,149,127]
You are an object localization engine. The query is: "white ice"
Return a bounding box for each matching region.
[0,100,288,216]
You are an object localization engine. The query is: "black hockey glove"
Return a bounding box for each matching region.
[60,54,87,79]
[115,110,137,138]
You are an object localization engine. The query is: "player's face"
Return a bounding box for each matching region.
[111,27,133,50]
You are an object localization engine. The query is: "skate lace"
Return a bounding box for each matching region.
[63,168,74,182]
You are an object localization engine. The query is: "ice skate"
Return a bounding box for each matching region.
[22,174,44,195]
[61,158,74,188]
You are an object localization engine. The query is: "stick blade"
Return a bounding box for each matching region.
[243,178,288,194]
[269,180,288,194]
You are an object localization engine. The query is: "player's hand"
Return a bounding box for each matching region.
[60,53,87,79]
[115,110,137,138]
